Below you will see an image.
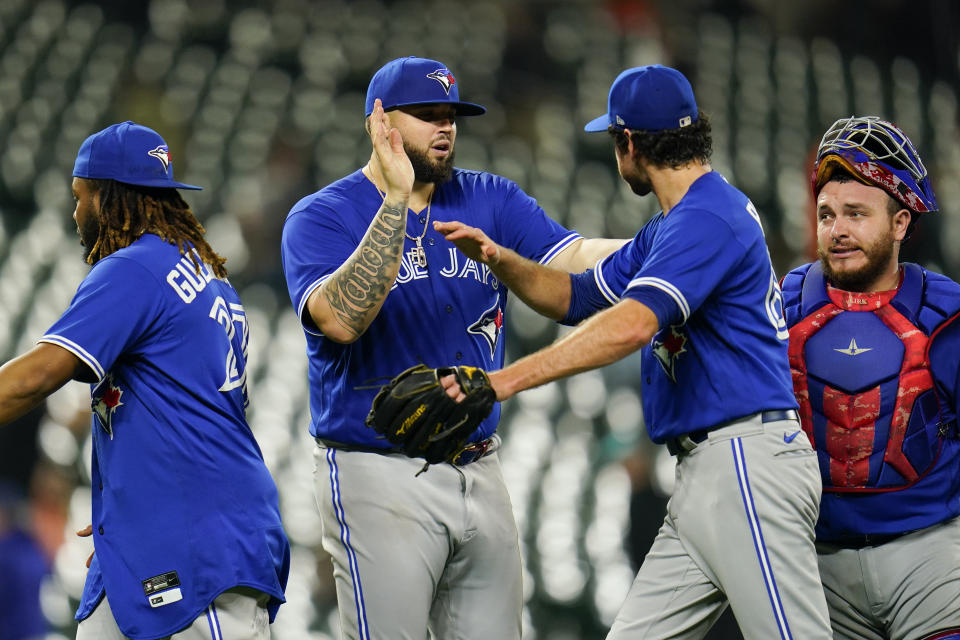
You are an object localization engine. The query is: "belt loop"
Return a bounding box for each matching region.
[666,433,702,456]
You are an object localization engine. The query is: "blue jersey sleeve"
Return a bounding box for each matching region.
[622,208,742,329]
[39,257,163,381]
[490,178,580,263]
[562,231,644,325]
[595,232,645,303]
[281,198,358,334]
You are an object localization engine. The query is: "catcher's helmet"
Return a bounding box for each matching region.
[812,116,937,214]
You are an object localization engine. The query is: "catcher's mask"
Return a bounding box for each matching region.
[812,116,937,215]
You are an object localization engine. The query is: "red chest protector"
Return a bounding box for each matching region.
[784,263,950,492]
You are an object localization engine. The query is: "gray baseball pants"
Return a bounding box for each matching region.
[313,443,523,640]
[817,515,960,639]
[607,414,831,639]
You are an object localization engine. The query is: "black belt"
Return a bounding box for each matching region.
[822,530,911,549]
[315,435,499,466]
[665,409,799,456]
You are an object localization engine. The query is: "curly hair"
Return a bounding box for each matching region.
[85,178,227,278]
[610,113,713,169]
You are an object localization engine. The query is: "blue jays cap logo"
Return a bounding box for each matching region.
[468,301,504,360]
[652,325,687,383]
[92,374,124,438]
[147,145,171,172]
[426,68,456,95]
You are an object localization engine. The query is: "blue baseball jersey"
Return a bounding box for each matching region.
[570,171,797,442]
[282,168,580,446]
[40,235,289,640]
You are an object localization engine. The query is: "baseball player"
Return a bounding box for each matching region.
[0,121,290,640]
[781,116,960,640]
[439,65,832,639]
[280,56,624,639]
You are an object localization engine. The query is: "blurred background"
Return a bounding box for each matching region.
[1,0,958,638]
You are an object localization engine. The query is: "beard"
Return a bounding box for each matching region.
[622,171,652,196]
[78,215,101,262]
[618,156,652,196]
[405,143,455,184]
[817,227,896,291]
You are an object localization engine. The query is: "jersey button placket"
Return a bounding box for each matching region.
[98,526,104,535]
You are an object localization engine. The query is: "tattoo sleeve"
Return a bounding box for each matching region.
[322,200,406,337]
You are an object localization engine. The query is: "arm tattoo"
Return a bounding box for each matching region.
[324,201,406,337]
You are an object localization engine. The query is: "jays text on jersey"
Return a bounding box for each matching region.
[41,234,289,640]
[282,168,580,446]
[782,261,960,541]
[566,171,798,440]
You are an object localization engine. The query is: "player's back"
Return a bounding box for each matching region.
[98,234,252,427]
[55,234,288,639]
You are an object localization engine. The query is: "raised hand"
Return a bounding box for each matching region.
[368,98,414,200]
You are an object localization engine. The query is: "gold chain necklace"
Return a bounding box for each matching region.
[370,178,432,268]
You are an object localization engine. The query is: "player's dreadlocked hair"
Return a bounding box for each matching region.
[85,178,227,278]
[610,112,713,169]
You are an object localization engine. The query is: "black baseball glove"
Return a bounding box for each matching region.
[365,364,496,468]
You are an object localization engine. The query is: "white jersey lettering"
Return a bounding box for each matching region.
[439,248,459,277]
[166,269,196,303]
[166,252,218,304]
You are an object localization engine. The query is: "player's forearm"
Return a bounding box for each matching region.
[490,299,658,400]
[489,247,571,321]
[308,198,408,343]
[0,345,78,425]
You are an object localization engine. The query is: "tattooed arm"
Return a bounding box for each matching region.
[305,99,415,343]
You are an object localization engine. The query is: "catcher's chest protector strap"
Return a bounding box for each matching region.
[784,263,951,492]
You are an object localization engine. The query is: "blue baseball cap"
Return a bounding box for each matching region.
[364,56,486,117]
[584,64,698,133]
[73,121,202,190]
